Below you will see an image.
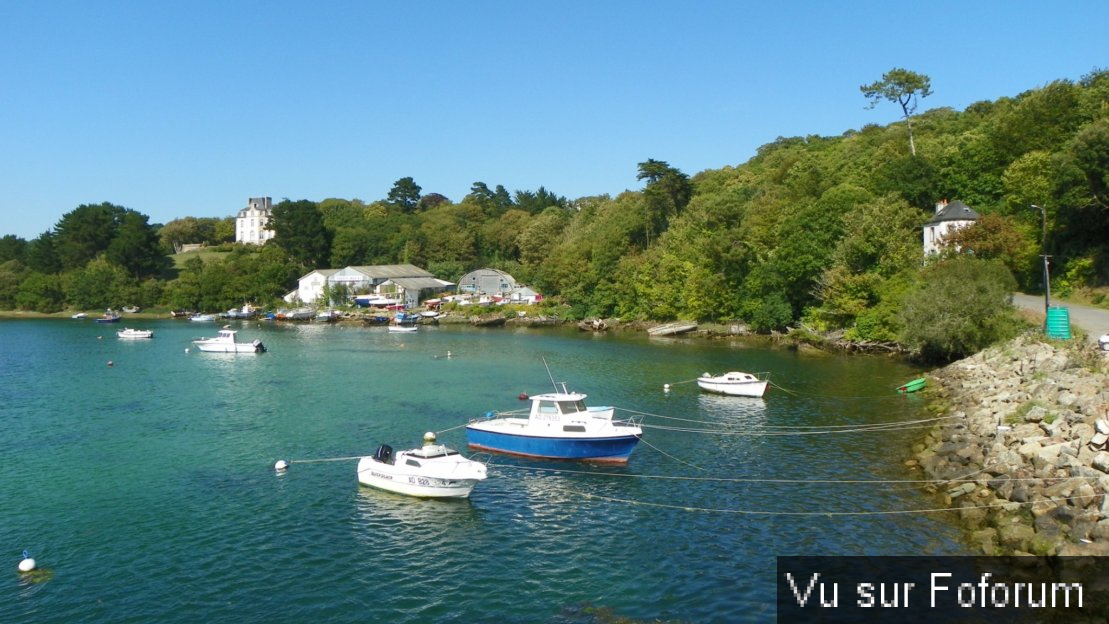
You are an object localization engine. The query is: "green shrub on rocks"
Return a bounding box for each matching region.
[898,256,1022,362]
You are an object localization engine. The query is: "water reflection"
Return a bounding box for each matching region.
[351,486,482,542]
[695,393,768,424]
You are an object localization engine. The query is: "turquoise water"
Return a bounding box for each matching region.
[0,319,970,622]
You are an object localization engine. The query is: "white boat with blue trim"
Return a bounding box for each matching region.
[466,385,642,464]
[357,432,488,498]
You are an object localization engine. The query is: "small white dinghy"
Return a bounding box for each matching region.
[357,432,488,499]
[696,371,769,398]
[117,328,154,339]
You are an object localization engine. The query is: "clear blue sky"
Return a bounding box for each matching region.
[2,1,1105,240]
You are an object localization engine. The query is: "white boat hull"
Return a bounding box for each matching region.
[355,443,486,499]
[117,329,153,339]
[696,372,769,398]
[192,329,266,353]
[194,340,265,353]
[648,322,697,336]
[357,459,481,498]
[387,325,418,333]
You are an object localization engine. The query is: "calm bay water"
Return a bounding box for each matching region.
[0,319,970,622]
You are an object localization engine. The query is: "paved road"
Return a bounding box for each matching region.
[1012,293,1109,342]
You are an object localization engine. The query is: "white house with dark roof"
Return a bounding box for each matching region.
[236,197,275,245]
[285,264,452,306]
[923,200,979,255]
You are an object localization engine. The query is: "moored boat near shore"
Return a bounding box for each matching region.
[117,328,154,339]
[648,321,697,336]
[696,371,769,398]
[192,328,266,353]
[356,432,487,498]
[896,377,927,393]
[95,309,121,323]
[466,385,642,463]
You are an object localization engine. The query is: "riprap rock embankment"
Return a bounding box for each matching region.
[915,334,1109,555]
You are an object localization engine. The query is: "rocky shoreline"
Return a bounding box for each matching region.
[913,332,1109,555]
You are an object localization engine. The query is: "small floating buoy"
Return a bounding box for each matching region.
[446,351,452,358]
[107,360,114,367]
[18,551,35,573]
[518,392,528,401]
[97,336,103,340]
[663,383,671,393]
[185,348,190,354]
[274,459,289,472]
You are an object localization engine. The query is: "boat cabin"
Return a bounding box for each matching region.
[528,392,614,423]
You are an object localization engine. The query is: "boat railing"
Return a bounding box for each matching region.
[613,412,642,428]
[466,451,494,466]
[468,408,527,424]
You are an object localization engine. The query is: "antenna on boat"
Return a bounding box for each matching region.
[542,357,560,393]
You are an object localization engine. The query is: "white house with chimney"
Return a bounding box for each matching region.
[236,197,275,245]
[923,200,979,255]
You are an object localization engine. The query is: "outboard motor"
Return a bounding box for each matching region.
[374,444,394,464]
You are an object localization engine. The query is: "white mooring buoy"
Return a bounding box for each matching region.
[274,459,289,472]
[18,550,36,573]
[663,383,671,393]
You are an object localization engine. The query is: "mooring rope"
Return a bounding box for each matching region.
[559,488,1102,516]
[618,407,961,430]
[287,455,362,464]
[636,436,707,471]
[488,461,1088,486]
[765,380,919,400]
[661,377,918,400]
[639,421,947,436]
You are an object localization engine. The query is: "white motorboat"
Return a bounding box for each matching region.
[189,313,218,322]
[696,371,769,398]
[192,328,266,353]
[117,328,154,339]
[71,312,87,319]
[356,432,488,498]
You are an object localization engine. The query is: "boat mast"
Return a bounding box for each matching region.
[542,357,562,393]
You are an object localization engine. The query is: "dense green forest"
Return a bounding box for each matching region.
[1,69,1106,360]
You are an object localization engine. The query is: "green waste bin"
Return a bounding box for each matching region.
[1045,306,1071,340]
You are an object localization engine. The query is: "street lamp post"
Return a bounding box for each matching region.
[1031,204,1050,319]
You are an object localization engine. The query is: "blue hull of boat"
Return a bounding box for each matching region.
[465,427,640,463]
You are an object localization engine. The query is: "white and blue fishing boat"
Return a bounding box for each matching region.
[466,385,642,464]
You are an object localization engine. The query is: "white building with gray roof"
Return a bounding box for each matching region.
[923,199,979,256]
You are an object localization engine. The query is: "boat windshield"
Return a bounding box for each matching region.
[411,448,459,459]
[557,400,586,414]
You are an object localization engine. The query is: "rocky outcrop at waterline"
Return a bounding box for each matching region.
[914,333,1109,555]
